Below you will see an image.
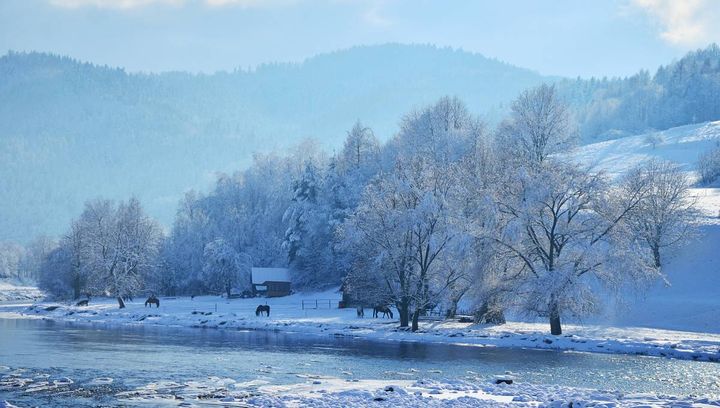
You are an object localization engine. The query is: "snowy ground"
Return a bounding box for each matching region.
[571,121,720,180]
[115,376,720,407]
[3,291,719,364]
[570,121,720,335]
[2,367,719,407]
[0,280,43,302]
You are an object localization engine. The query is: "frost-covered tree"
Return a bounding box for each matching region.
[622,159,698,268]
[698,142,720,185]
[162,191,213,295]
[202,239,251,298]
[343,97,482,330]
[36,198,162,305]
[0,242,24,280]
[498,83,574,165]
[38,245,75,299]
[343,156,464,331]
[492,161,657,335]
[283,161,338,288]
[340,121,380,173]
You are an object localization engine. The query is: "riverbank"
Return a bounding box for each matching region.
[3,290,719,363]
[0,280,43,302]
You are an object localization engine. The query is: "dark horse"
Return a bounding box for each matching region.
[145,295,160,308]
[255,305,270,317]
[373,305,393,319]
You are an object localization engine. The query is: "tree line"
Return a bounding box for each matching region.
[31,84,698,335]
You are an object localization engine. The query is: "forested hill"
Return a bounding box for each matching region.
[0,44,550,242]
[2,43,720,243]
[558,44,720,141]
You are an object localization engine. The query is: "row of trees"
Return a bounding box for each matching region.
[560,44,720,141]
[0,237,55,283]
[39,198,162,308]
[34,85,698,334]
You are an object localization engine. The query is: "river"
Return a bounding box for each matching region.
[1,318,719,406]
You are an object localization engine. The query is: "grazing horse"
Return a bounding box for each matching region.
[255,304,270,317]
[75,299,89,307]
[145,295,160,308]
[373,305,393,319]
[356,306,364,318]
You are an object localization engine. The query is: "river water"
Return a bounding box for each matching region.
[1,318,719,406]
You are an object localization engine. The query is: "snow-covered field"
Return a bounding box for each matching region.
[0,280,43,302]
[572,121,720,180]
[570,121,720,334]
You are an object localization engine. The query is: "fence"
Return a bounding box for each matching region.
[301,299,338,310]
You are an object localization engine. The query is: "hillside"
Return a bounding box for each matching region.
[2,43,719,244]
[571,122,720,332]
[0,44,550,242]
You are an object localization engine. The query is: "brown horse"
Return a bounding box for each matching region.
[255,304,270,317]
[373,305,393,319]
[145,295,160,308]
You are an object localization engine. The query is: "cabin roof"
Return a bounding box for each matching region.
[251,267,290,285]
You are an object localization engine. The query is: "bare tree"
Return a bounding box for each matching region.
[622,159,698,268]
[341,121,380,172]
[79,198,162,308]
[498,83,574,165]
[343,157,463,331]
[492,161,656,335]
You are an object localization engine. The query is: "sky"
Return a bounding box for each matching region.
[1,0,720,78]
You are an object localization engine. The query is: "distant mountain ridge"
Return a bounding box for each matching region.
[3,43,720,243]
[0,44,551,242]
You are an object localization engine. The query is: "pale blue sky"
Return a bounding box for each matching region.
[1,0,719,78]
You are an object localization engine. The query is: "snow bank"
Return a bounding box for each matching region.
[0,280,43,302]
[4,365,718,407]
[5,290,719,363]
[107,376,720,407]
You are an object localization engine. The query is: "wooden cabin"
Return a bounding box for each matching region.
[251,267,291,297]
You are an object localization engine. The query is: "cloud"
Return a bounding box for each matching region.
[629,0,720,47]
[361,3,391,27]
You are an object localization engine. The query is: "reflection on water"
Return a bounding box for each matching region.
[1,318,719,406]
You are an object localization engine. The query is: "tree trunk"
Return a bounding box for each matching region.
[411,309,420,332]
[73,275,81,300]
[226,285,232,299]
[397,298,410,327]
[117,297,126,309]
[446,301,458,319]
[652,245,662,269]
[549,296,561,335]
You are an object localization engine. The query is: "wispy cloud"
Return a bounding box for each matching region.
[629,0,720,47]
[361,3,391,27]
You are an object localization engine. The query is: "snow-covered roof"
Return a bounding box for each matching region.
[251,267,290,284]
